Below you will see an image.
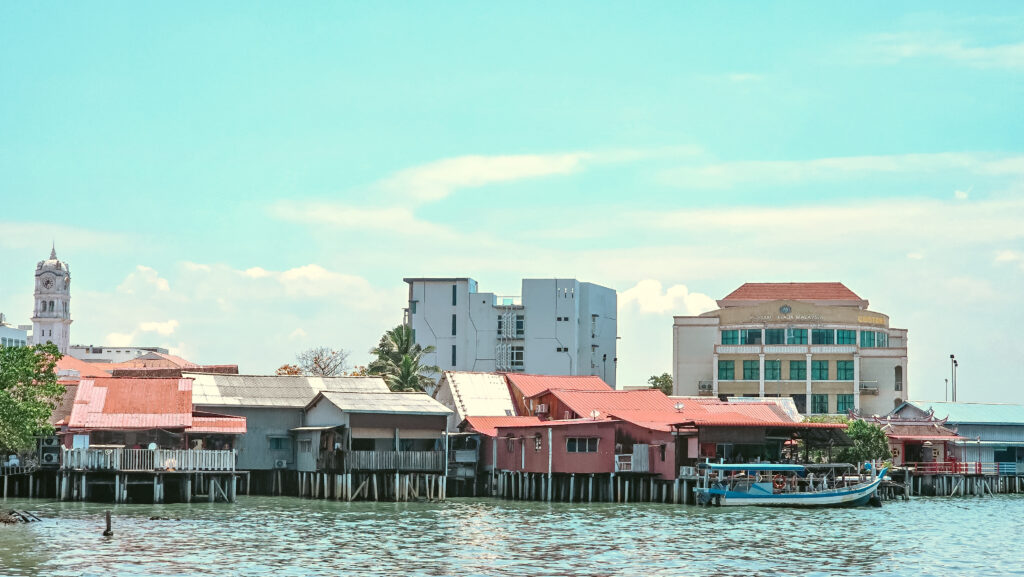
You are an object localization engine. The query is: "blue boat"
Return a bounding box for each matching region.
[695,463,887,507]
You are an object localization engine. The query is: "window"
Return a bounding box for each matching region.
[452,284,457,305]
[786,329,808,345]
[515,314,525,337]
[506,436,515,453]
[790,394,807,414]
[790,360,806,380]
[860,331,876,348]
[741,329,762,345]
[534,433,543,452]
[836,330,856,345]
[837,394,855,413]
[497,316,503,334]
[877,332,889,348]
[721,330,739,345]
[812,394,829,414]
[268,437,288,451]
[556,346,568,352]
[566,437,599,453]
[48,301,54,312]
[764,360,781,380]
[836,360,854,380]
[451,345,457,366]
[410,301,417,314]
[718,360,735,380]
[511,346,524,370]
[812,329,834,345]
[743,360,759,380]
[812,360,829,380]
[451,313,457,336]
[764,329,785,345]
[895,366,903,391]
[297,439,312,453]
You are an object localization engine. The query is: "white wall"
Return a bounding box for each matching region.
[0,325,29,348]
[672,317,719,395]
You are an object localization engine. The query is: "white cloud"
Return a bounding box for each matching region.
[907,252,925,260]
[138,320,179,336]
[117,265,170,294]
[270,201,457,238]
[955,188,970,200]
[660,153,1024,189]
[620,280,717,315]
[866,34,1024,69]
[995,250,1024,271]
[380,153,591,202]
[289,328,307,340]
[104,331,136,347]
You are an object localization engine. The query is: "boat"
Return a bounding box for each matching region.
[694,462,887,507]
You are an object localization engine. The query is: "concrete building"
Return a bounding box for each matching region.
[31,246,73,354]
[0,313,29,348]
[672,282,908,417]
[68,345,170,364]
[404,277,617,386]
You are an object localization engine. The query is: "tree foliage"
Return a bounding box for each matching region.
[296,347,350,377]
[368,325,440,392]
[275,364,302,376]
[0,343,64,452]
[836,419,891,464]
[647,373,673,395]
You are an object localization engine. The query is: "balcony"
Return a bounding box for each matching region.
[61,448,236,472]
[859,381,880,395]
[344,450,446,473]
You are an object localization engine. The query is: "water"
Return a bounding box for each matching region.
[1,496,1022,576]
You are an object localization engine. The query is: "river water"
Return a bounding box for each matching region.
[1,495,1022,576]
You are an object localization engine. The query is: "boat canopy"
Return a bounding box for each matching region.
[702,463,805,472]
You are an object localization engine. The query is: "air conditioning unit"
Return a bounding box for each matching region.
[40,436,60,448]
[535,404,548,414]
[42,453,59,465]
[274,459,288,469]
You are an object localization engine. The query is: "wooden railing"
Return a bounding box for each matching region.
[61,448,236,472]
[905,461,1021,476]
[344,450,445,472]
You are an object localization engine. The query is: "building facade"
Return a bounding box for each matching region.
[68,345,170,364]
[673,282,908,417]
[31,247,73,354]
[0,314,29,348]
[404,277,617,386]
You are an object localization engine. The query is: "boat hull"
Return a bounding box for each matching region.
[699,476,883,508]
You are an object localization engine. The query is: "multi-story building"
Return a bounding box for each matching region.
[404,278,617,387]
[672,282,908,416]
[0,313,30,348]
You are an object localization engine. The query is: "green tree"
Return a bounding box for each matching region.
[647,373,673,395]
[836,419,891,464]
[0,343,64,452]
[368,325,440,392]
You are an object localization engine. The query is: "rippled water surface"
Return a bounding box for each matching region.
[2,495,1023,576]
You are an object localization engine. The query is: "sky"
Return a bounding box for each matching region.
[1,3,1022,402]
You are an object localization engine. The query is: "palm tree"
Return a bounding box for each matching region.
[368,325,440,392]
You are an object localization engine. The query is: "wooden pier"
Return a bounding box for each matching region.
[490,469,702,504]
[299,449,449,502]
[58,448,239,503]
[896,462,1024,498]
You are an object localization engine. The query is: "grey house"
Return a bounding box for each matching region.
[893,400,1024,469]
[186,373,391,494]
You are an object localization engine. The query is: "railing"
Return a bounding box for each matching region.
[614,454,632,472]
[345,450,445,472]
[61,448,236,472]
[858,381,879,394]
[904,461,1021,476]
[451,450,478,464]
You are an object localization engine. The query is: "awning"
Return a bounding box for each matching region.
[889,435,961,442]
[289,426,341,432]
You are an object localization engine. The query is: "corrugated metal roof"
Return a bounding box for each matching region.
[441,371,516,421]
[505,374,612,399]
[314,391,453,415]
[461,416,546,437]
[50,383,79,425]
[549,389,678,416]
[904,401,1024,425]
[69,377,193,430]
[186,373,390,408]
[56,356,113,378]
[189,412,247,434]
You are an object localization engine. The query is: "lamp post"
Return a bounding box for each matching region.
[949,355,957,402]
[953,360,959,402]
[944,378,949,402]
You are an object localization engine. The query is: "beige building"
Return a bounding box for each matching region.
[673,283,907,416]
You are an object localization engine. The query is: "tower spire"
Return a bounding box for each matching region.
[50,242,57,260]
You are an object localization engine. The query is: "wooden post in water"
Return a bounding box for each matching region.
[103,510,113,537]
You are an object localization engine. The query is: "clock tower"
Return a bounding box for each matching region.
[31,245,72,354]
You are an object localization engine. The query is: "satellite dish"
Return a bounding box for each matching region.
[674,402,685,412]
[589,409,600,420]
[147,442,158,451]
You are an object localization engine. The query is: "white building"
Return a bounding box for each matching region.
[31,247,73,354]
[404,278,617,387]
[0,313,30,348]
[673,282,908,417]
[68,345,170,364]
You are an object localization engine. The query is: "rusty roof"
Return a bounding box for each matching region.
[56,356,114,378]
[189,411,247,434]
[461,415,546,437]
[68,377,193,430]
[505,374,612,399]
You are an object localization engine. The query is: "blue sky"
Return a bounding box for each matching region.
[1,3,1022,402]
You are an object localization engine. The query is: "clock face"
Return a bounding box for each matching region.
[42,277,54,289]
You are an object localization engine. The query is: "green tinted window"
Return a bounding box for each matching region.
[860,331,876,348]
[837,394,855,413]
[743,360,760,380]
[741,329,762,345]
[836,360,854,380]
[811,329,834,345]
[836,330,857,345]
[812,360,829,380]
[812,394,829,413]
[764,329,785,345]
[786,329,807,344]
[721,330,738,345]
[789,360,806,380]
[718,360,735,380]
[764,360,781,380]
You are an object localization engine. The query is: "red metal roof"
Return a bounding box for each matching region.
[720,282,864,303]
[504,374,612,399]
[547,389,678,416]
[190,411,247,434]
[462,416,546,437]
[56,356,114,378]
[68,377,194,430]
